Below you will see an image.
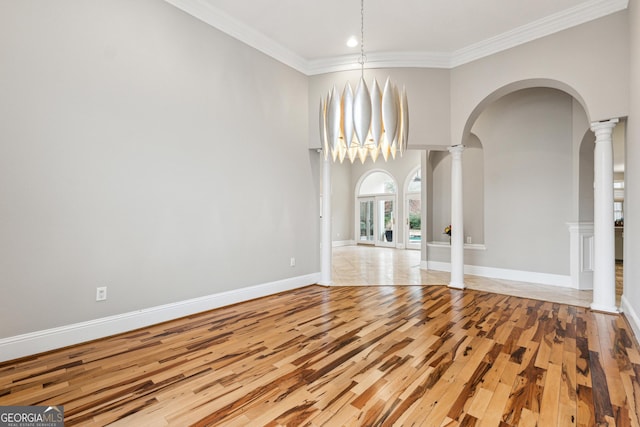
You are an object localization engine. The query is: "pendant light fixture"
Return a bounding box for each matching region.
[320,0,409,164]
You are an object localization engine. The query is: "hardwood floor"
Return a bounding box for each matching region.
[0,249,636,426]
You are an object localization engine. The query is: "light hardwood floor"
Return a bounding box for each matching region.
[0,247,634,426]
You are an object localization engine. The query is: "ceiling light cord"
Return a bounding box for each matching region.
[359,0,366,77]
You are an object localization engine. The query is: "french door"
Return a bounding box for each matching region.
[359,198,375,243]
[358,196,395,247]
[406,194,421,250]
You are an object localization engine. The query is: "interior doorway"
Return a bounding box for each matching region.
[405,167,421,250]
[356,171,397,248]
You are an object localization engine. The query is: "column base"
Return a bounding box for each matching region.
[448,281,465,289]
[317,280,333,287]
[590,302,619,313]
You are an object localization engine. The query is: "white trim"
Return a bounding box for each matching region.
[0,273,320,363]
[449,0,629,67]
[427,241,487,251]
[426,261,573,288]
[332,240,355,247]
[306,51,452,74]
[164,0,308,73]
[590,302,619,313]
[164,0,628,74]
[621,295,640,340]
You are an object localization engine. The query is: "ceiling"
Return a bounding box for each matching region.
[165,0,627,74]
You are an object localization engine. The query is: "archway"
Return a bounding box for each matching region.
[355,170,398,247]
[448,85,588,288]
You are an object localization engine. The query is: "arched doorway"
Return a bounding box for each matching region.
[356,171,397,248]
[405,167,422,250]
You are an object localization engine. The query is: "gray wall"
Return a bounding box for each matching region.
[429,88,577,274]
[475,88,574,274]
[0,0,318,338]
[624,0,640,331]
[429,151,452,243]
[428,141,484,245]
[579,133,595,222]
[330,160,353,242]
[450,11,629,146]
[2,0,638,346]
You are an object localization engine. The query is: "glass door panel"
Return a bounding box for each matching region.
[359,199,374,244]
[377,198,395,247]
[406,195,421,250]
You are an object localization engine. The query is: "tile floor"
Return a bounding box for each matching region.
[331,245,624,308]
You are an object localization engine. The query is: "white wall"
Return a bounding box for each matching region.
[0,0,317,340]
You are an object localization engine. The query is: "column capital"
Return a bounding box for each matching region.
[590,118,619,135]
[448,144,465,157]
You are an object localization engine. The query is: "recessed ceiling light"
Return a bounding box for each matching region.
[346,36,358,47]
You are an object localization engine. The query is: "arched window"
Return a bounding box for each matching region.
[359,171,397,195]
[407,169,421,193]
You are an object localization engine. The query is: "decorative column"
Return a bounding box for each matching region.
[591,119,618,312]
[449,145,465,289]
[319,152,332,285]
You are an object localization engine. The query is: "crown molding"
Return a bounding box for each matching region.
[449,0,629,67]
[164,0,628,74]
[305,51,452,75]
[164,0,309,73]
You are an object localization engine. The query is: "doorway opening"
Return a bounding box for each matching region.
[357,171,397,248]
[405,167,421,250]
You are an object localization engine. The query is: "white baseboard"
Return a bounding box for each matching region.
[0,273,321,363]
[621,295,640,341]
[332,240,355,247]
[425,261,573,288]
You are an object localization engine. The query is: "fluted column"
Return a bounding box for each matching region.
[449,145,465,289]
[591,119,618,312]
[319,152,332,285]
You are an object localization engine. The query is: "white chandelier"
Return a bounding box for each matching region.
[319,0,409,164]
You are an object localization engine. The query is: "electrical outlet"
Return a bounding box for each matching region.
[290,257,296,267]
[96,287,107,301]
